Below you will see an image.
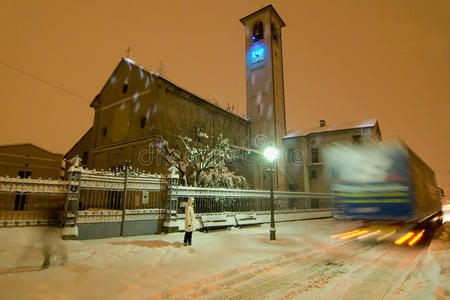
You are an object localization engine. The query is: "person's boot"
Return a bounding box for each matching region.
[184,242,188,246]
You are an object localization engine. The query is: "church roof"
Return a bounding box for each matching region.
[284,119,379,139]
[90,58,248,122]
[240,4,286,27]
[64,127,93,158]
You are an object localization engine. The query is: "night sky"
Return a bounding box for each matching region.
[1,1,449,193]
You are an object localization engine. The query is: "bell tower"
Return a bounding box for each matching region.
[240,5,287,190]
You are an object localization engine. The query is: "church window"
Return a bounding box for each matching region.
[122,83,129,94]
[252,21,264,43]
[82,152,88,165]
[102,127,108,137]
[140,117,147,129]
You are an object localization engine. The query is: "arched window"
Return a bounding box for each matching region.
[252,21,264,43]
[140,117,147,129]
[122,83,128,94]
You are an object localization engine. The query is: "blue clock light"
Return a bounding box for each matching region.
[251,47,265,64]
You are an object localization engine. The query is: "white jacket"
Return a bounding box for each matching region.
[185,199,195,232]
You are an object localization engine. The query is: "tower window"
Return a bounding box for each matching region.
[102,127,108,137]
[252,22,264,43]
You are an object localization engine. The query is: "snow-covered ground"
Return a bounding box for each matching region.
[0,218,448,299]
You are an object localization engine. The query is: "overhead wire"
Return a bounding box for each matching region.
[0,61,90,104]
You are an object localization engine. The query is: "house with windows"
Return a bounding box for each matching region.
[283,119,382,193]
[0,143,64,180]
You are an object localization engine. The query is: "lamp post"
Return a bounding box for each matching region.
[264,146,279,241]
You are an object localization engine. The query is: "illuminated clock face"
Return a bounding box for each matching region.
[251,48,265,64]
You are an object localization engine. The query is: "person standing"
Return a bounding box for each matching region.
[184,197,195,246]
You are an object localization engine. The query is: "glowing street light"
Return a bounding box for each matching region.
[264,146,279,241]
[263,146,279,163]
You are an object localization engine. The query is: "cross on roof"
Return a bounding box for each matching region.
[125,46,132,58]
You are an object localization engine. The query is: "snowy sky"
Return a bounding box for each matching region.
[0,0,449,193]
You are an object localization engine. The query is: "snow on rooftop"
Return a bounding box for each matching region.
[123,57,136,65]
[119,58,247,120]
[284,118,378,139]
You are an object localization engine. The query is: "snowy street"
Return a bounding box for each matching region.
[0,218,448,299]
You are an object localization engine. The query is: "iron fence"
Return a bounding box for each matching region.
[0,162,335,232]
[78,189,165,210]
[0,177,67,226]
[175,186,333,214]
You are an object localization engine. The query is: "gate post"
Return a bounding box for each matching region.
[62,156,82,240]
[120,160,131,237]
[163,165,179,233]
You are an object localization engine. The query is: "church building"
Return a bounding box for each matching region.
[67,5,289,190]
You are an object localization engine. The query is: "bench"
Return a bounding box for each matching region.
[235,213,263,226]
[201,214,233,230]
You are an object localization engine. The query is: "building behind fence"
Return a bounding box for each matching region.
[0,159,334,239]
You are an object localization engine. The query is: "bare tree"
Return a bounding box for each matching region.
[179,127,238,186]
[198,166,250,189]
[158,126,245,187]
[157,140,188,185]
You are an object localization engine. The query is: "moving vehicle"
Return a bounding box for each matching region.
[323,140,443,244]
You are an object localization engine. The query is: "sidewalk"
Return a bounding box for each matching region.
[0,219,342,299]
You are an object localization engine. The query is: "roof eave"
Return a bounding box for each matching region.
[239,4,286,27]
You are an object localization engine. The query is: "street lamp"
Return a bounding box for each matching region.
[264,146,279,241]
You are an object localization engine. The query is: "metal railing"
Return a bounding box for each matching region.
[175,186,333,214]
[0,177,67,226]
[0,161,335,230]
[77,168,166,211]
